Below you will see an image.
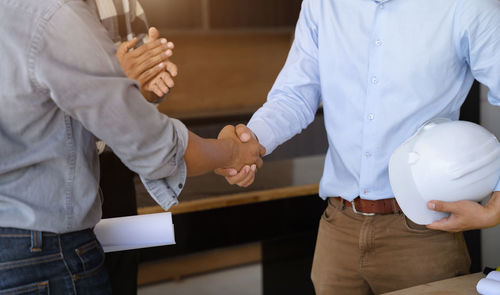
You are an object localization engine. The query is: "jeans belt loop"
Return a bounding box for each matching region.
[30,231,43,252]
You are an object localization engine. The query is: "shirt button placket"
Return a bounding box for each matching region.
[362,0,385,197]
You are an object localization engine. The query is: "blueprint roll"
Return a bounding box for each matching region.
[94,212,176,253]
[477,278,500,295]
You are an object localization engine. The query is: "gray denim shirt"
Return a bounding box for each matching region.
[0,0,188,233]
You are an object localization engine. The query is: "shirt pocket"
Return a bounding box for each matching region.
[0,281,49,295]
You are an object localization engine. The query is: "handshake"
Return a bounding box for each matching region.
[214,124,264,187]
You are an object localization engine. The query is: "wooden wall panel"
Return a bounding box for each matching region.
[157,33,293,118]
[140,0,203,29]
[209,0,302,28]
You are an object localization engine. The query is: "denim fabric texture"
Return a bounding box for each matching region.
[0,0,187,234]
[0,227,111,294]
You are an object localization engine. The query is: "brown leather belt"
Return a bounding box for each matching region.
[334,197,401,215]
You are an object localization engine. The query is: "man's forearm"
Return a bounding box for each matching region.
[184,131,234,177]
[486,191,500,227]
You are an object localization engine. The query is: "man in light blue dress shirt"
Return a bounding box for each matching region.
[218,0,500,293]
[0,0,265,293]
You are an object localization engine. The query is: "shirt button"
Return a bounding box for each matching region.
[368,113,375,120]
[379,4,385,9]
[178,183,183,189]
[371,76,378,84]
[365,152,372,157]
[375,40,382,46]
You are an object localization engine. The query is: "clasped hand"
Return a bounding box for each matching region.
[215,124,263,187]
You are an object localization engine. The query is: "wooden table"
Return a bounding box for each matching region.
[383,273,484,295]
[137,155,325,215]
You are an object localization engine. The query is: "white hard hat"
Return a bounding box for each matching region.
[389,118,500,225]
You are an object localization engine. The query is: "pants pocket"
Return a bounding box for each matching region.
[0,281,49,295]
[401,215,433,234]
[74,240,105,278]
[322,198,340,224]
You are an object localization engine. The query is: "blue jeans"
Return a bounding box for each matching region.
[0,227,112,294]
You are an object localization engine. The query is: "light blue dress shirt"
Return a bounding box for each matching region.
[247,0,500,201]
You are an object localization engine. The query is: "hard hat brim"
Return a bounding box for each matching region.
[389,137,449,225]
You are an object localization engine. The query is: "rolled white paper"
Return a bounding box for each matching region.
[94,212,175,253]
[486,271,500,282]
[477,278,500,295]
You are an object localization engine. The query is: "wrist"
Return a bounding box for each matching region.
[219,137,237,168]
[486,192,500,227]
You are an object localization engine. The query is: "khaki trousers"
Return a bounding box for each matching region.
[311,197,471,295]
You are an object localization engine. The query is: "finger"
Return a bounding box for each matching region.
[218,125,236,139]
[116,38,137,58]
[150,84,163,97]
[148,27,160,42]
[254,156,263,169]
[226,166,251,185]
[426,217,455,232]
[237,170,256,188]
[159,72,175,89]
[258,144,266,157]
[130,38,168,58]
[156,77,170,95]
[137,62,166,87]
[214,168,237,177]
[235,124,253,142]
[427,200,457,213]
[132,47,171,78]
[236,165,257,187]
[167,41,175,50]
[165,61,178,77]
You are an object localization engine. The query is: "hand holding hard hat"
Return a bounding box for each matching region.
[389,118,500,226]
[426,191,500,232]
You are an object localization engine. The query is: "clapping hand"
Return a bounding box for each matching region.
[116,27,177,99]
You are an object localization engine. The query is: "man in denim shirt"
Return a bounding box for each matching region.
[0,0,265,293]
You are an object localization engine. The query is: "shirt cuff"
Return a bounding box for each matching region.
[139,117,188,211]
[247,119,277,156]
[140,160,187,211]
[150,93,168,106]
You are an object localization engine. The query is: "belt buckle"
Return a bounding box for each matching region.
[351,200,376,216]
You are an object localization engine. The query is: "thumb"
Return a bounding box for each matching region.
[426,216,451,230]
[117,38,137,57]
[214,168,237,177]
[258,144,266,157]
[148,27,159,42]
[235,124,253,142]
[427,200,457,213]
